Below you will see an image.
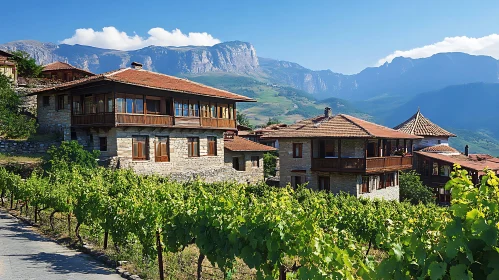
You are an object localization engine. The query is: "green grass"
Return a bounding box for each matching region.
[0,153,43,163]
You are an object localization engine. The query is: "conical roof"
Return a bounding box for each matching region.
[394,109,456,137]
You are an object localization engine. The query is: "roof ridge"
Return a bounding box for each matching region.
[339,114,373,137]
[411,109,421,135]
[133,69,253,100]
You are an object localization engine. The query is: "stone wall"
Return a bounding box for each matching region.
[360,186,399,201]
[36,93,71,140]
[278,138,312,188]
[0,139,59,155]
[224,150,265,183]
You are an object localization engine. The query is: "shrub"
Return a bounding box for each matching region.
[43,140,100,173]
[399,170,435,205]
[263,151,278,178]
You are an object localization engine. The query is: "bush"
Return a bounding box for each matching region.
[263,151,278,178]
[0,74,37,138]
[399,170,435,205]
[43,141,100,173]
[10,50,43,78]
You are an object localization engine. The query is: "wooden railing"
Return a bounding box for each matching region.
[312,156,412,172]
[366,156,413,171]
[72,113,115,125]
[72,113,234,129]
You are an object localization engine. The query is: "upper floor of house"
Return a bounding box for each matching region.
[0,50,17,83]
[264,108,422,174]
[41,61,95,82]
[32,62,255,131]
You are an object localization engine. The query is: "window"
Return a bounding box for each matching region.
[210,104,217,118]
[57,95,65,110]
[174,100,199,117]
[293,143,303,158]
[84,95,94,114]
[187,137,199,157]
[189,102,199,117]
[251,156,260,167]
[207,136,217,156]
[96,95,105,113]
[292,176,303,189]
[440,165,451,177]
[99,137,107,152]
[318,176,330,192]
[43,96,50,107]
[72,97,82,115]
[116,97,126,113]
[132,136,148,160]
[438,187,451,204]
[432,162,439,175]
[70,128,77,141]
[147,99,161,114]
[124,95,144,114]
[201,103,210,118]
[361,176,369,193]
[232,157,241,170]
[228,104,234,119]
[106,96,113,113]
[437,140,441,144]
[155,137,169,162]
[319,139,336,158]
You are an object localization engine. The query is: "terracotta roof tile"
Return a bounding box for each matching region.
[420,145,460,154]
[415,151,499,173]
[264,114,421,139]
[0,50,13,58]
[31,68,255,102]
[394,109,456,137]
[42,61,94,75]
[224,136,276,152]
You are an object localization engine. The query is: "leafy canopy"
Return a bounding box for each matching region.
[43,140,100,173]
[399,170,435,205]
[0,74,37,138]
[236,111,253,129]
[11,50,43,78]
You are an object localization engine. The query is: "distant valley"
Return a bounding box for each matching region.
[1,40,499,155]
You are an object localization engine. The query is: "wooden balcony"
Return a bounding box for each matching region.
[71,113,235,129]
[311,156,413,173]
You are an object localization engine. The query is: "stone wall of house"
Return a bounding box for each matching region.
[224,150,265,183]
[36,93,71,140]
[414,137,449,150]
[341,139,366,158]
[278,138,312,188]
[0,139,59,155]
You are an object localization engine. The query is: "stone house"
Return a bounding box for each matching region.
[394,109,499,204]
[224,135,276,182]
[264,108,421,200]
[238,123,288,149]
[42,61,95,82]
[29,62,273,183]
[0,50,16,83]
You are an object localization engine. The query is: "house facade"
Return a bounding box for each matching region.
[0,50,16,83]
[31,63,272,183]
[265,108,421,200]
[42,61,95,82]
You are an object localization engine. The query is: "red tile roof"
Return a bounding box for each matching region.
[415,151,499,173]
[31,68,255,102]
[0,50,13,58]
[42,61,94,75]
[264,114,421,139]
[394,109,456,137]
[420,145,460,154]
[224,136,276,152]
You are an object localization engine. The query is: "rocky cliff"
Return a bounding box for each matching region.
[0,40,259,75]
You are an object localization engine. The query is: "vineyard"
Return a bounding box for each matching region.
[1,153,498,279]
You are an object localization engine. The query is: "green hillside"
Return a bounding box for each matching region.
[185,73,371,125]
[448,128,499,157]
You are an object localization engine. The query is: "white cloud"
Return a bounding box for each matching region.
[377,34,499,65]
[60,26,221,50]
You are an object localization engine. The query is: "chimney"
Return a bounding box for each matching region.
[465,145,469,156]
[131,62,143,70]
[324,107,332,118]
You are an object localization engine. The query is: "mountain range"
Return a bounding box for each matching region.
[1,40,499,155]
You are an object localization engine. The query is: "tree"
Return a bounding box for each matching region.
[399,170,435,205]
[43,140,100,173]
[236,111,253,128]
[263,151,278,178]
[266,117,280,126]
[11,50,43,78]
[0,74,37,138]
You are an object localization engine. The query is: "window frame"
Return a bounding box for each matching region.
[361,176,370,193]
[293,143,303,158]
[43,96,50,107]
[207,136,217,156]
[155,137,170,162]
[99,137,107,152]
[132,135,149,161]
[187,137,200,157]
[251,156,260,168]
[57,95,65,110]
[292,175,303,189]
[318,176,330,192]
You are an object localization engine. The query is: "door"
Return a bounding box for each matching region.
[232,157,240,170]
[318,176,330,192]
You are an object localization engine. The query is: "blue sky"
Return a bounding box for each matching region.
[2,0,499,74]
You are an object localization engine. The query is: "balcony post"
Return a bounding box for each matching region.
[338,139,342,168]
